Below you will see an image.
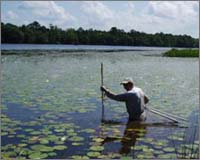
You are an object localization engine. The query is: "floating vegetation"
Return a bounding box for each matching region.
[29,131,41,135]
[69,136,84,142]
[152,139,168,147]
[163,147,175,152]
[89,146,104,151]
[71,155,89,160]
[48,152,57,157]
[92,138,104,143]
[137,137,154,143]
[28,152,48,159]
[107,153,121,158]
[81,128,96,133]
[168,135,184,141]
[72,142,84,146]
[121,156,133,160]
[39,138,49,144]
[136,153,154,159]
[53,145,67,150]
[31,145,54,152]
[163,49,199,57]
[87,151,101,158]
[157,153,177,159]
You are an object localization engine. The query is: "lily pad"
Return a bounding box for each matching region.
[153,140,168,146]
[54,128,65,133]
[31,145,54,152]
[143,154,154,159]
[25,128,34,132]
[1,151,17,158]
[121,156,133,160]
[39,138,49,144]
[137,138,154,143]
[168,135,184,141]
[78,109,87,113]
[54,141,65,145]
[29,136,40,143]
[69,136,84,142]
[92,138,104,143]
[163,147,175,152]
[28,152,48,159]
[19,149,32,156]
[90,146,104,151]
[143,147,154,152]
[158,153,177,159]
[87,152,101,158]
[71,155,89,159]
[48,152,57,157]
[72,142,84,146]
[53,145,67,150]
[1,132,8,136]
[107,153,121,158]
[153,150,164,154]
[67,132,77,136]
[131,145,143,150]
[82,128,96,133]
[17,134,26,138]
[18,143,28,147]
[30,131,41,135]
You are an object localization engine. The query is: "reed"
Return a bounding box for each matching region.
[174,110,199,159]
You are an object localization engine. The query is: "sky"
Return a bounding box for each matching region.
[1,1,199,38]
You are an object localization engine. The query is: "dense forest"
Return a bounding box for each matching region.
[1,21,199,47]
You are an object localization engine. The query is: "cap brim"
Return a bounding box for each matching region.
[120,81,129,85]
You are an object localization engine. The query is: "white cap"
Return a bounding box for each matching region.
[120,77,134,85]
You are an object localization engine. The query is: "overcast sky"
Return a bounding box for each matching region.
[2,1,199,38]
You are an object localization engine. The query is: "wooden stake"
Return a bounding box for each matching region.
[101,63,104,121]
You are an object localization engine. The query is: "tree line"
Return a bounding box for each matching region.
[1,21,199,48]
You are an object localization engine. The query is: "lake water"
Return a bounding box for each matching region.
[1,44,171,51]
[1,45,199,159]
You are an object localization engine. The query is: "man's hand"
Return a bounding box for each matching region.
[100,85,107,92]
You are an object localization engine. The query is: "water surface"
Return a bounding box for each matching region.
[1,48,199,159]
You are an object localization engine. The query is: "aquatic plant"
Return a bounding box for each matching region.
[163,48,199,57]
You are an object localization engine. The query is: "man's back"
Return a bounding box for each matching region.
[123,92,142,121]
[104,90,142,120]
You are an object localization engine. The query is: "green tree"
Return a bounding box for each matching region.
[2,23,24,43]
[65,28,78,44]
[1,21,199,47]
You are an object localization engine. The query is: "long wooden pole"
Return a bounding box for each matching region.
[146,107,179,123]
[150,107,188,122]
[101,63,104,121]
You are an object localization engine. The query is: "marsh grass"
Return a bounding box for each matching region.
[163,48,199,57]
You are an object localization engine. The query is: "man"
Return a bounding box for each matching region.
[101,77,149,121]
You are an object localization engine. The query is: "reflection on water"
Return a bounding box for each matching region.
[119,121,146,154]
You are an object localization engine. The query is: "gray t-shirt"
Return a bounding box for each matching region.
[105,89,142,120]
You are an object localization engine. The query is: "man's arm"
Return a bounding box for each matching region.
[144,95,149,104]
[101,86,127,102]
